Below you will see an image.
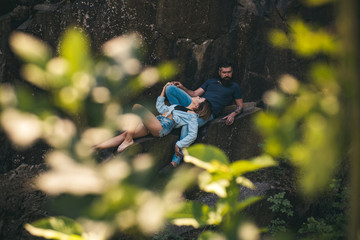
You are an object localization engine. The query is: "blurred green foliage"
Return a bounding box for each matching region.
[261,3,341,196]
[2,27,187,239]
[24,217,83,240]
[179,145,276,239]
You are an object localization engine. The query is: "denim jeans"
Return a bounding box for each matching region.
[165,85,214,164]
[156,115,176,137]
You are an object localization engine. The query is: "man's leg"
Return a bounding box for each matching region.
[198,114,214,127]
[165,85,192,106]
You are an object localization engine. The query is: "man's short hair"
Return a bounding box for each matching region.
[218,61,232,70]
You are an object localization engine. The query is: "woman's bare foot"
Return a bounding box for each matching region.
[117,139,134,152]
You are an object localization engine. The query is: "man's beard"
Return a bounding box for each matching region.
[220,77,233,87]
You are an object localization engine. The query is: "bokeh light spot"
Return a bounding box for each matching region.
[92,87,111,103]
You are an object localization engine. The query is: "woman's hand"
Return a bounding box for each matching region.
[175,144,183,157]
[163,82,172,89]
[160,82,172,97]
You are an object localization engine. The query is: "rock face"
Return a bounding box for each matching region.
[200,105,262,161]
[0,163,48,240]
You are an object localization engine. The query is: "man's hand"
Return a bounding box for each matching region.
[170,81,184,89]
[222,112,236,125]
[170,81,204,97]
[175,144,183,157]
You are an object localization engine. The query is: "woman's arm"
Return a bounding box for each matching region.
[160,82,171,97]
[175,114,199,149]
[156,96,168,114]
[156,83,173,114]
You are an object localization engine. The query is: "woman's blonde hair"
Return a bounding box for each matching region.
[196,100,212,120]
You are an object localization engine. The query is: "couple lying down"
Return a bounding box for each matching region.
[93,82,212,167]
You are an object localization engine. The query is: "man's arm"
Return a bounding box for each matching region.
[233,98,244,114]
[172,81,205,97]
[222,98,243,125]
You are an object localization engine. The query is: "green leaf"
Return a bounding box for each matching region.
[236,196,263,212]
[9,31,52,67]
[303,0,334,7]
[230,155,277,176]
[198,171,230,197]
[59,27,90,73]
[24,216,84,240]
[198,231,226,240]
[290,19,338,57]
[158,62,177,80]
[269,29,289,48]
[236,176,255,189]
[184,144,230,171]
[21,64,50,89]
[168,201,211,228]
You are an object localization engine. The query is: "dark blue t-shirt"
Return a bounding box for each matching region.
[201,78,242,116]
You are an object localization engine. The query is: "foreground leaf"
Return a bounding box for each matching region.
[9,31,52,67]
[198,231,226,240]
[230,154,277,176]
[168,201,211,228]
[24,216,84,240]
[184,144,229,171]
[198,171,230,197]
[236,196,263,212]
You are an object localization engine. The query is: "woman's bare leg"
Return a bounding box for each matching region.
[117,122,149,152]
[117,104,162,152]
[92,131,128,151]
